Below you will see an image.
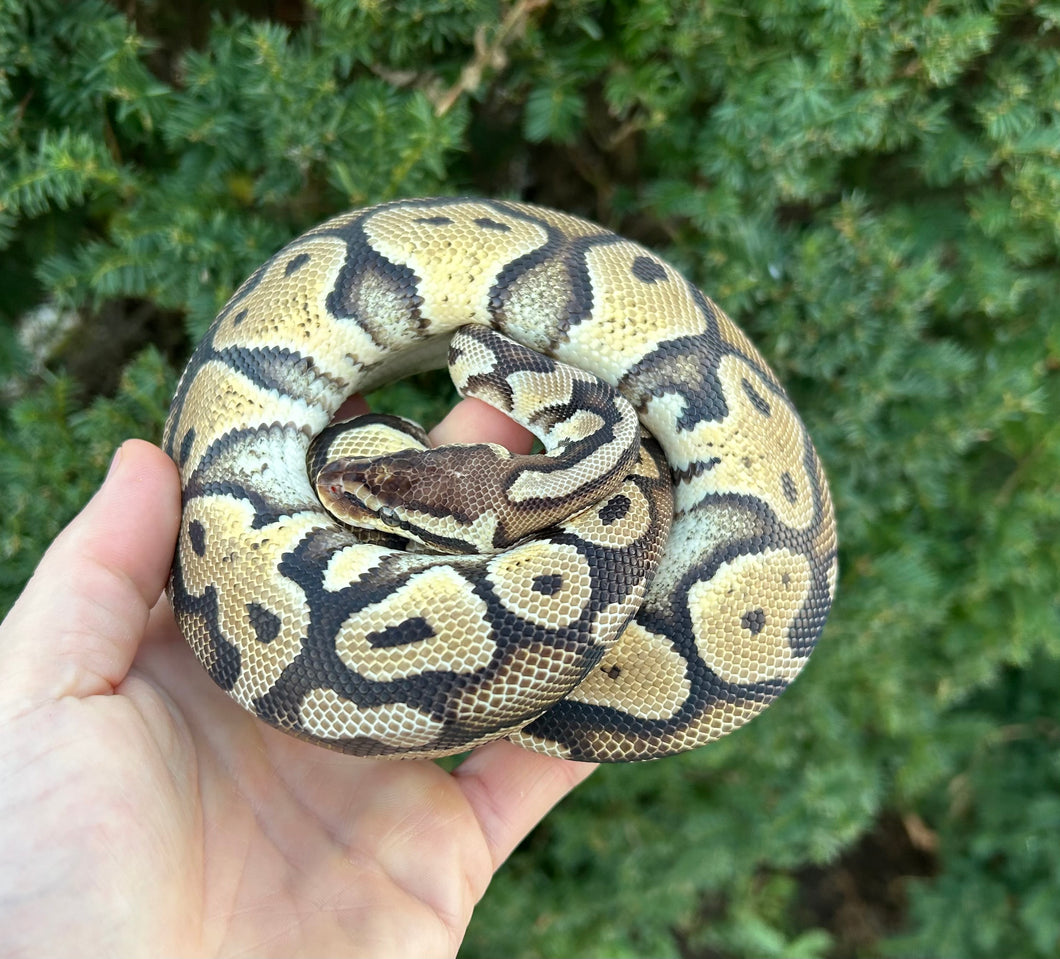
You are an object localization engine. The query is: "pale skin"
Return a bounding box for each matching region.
[0,398,596,958]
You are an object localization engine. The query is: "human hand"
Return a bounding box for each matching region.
[0,399,595,958]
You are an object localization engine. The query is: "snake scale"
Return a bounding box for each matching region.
[163,197,837,762]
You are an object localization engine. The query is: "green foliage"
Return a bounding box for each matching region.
[885,661,1060,959]
[1,0,1057,956]
[0,348,174,609]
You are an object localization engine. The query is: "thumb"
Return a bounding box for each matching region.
[0,440,180,712]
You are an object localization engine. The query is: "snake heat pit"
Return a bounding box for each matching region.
[163,198,837,762]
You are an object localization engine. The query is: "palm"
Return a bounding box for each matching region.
[138,609,498,956]
[0,411,593,959]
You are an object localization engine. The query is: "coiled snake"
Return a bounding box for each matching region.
[163,198,837,762]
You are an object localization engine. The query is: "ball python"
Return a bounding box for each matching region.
[163,197,837,762]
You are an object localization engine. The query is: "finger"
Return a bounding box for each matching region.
[429,395,534,453]
[432,394,587,867]
[0,440,181,709]
[451,740,596,870]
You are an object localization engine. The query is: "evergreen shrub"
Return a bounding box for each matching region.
[2,1,1057,955]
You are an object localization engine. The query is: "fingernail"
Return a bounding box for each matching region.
[106,443,124,480]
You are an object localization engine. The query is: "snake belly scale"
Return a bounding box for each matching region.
[163,197,837,762]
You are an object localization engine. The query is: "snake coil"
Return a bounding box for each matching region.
[163,198,837,762]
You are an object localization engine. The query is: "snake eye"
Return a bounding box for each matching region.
[379,506,398,525]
